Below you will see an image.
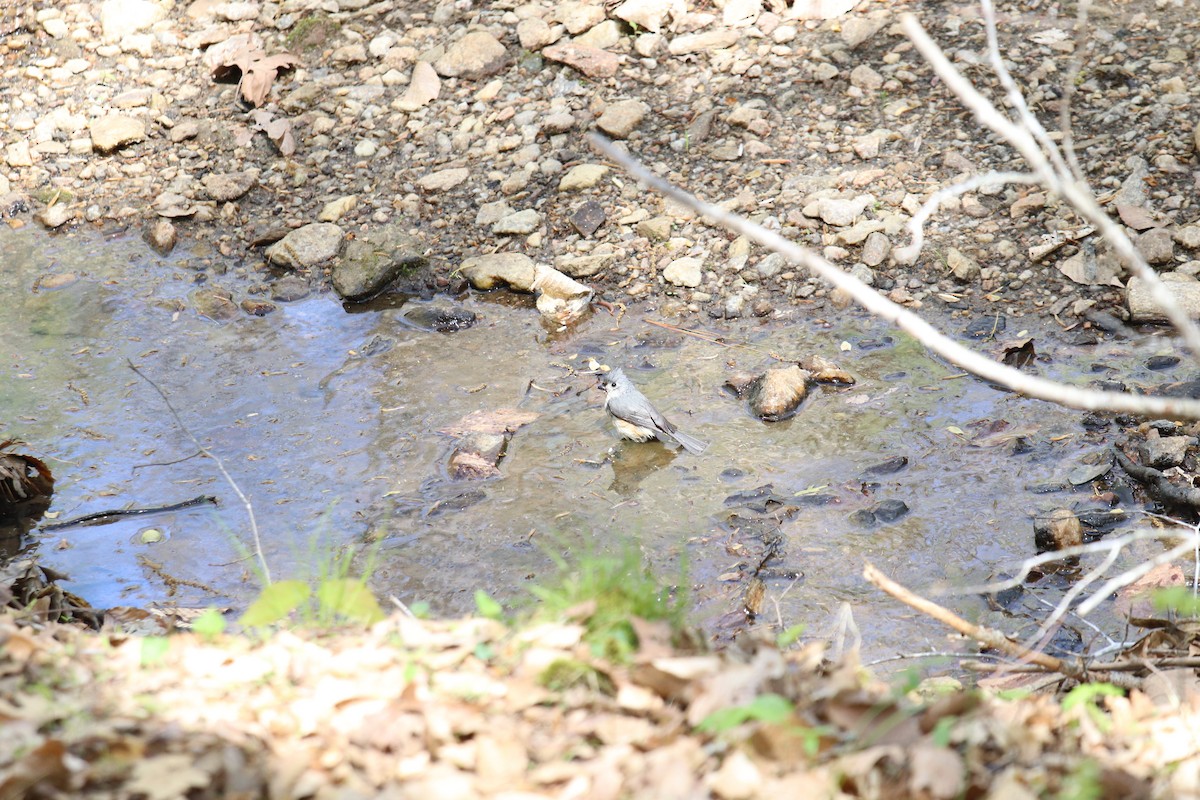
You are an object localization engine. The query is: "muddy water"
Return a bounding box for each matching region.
[1,224,1177,664]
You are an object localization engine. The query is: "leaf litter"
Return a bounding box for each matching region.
[2,603,1199,798]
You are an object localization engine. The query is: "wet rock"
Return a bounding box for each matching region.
[271,275,311,302]
[947,247,980,282]
[493,209,542,235]
[265,223,344,269]
[848,509,876,527]
[35,204,74,229]
[144,218,176,255]
[433,31,509,80]
[1147,354,1180,371]
[89,114,145,153]
[532,263,592,323]
[333,224,428,302]
[570,201,606,237]
[864,456,908,475]
[460,253,536,291]
[1034,508,1082,553]
[542,42,620,79]
[318,195,358,222]
[1140,429,1191,469]
[663,257,703,288]
[201,171,256,202]
[965,315,1006,338]
[240,298,277,316]
[417,167,470,192]
[559,163,609,191]
[191,288,239,322]
[597,99,649,139]
[746,365,809,421]
[800,354,854,384]
[1137,227,1175,265]
[449,432,508,479]
[0,192,29,218]
[400,304,477,333]
[873,499,909,522]
[1127,274,1200,323]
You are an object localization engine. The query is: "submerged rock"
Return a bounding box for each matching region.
[399,304,476,333]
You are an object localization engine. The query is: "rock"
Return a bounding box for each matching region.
[542,42,620,79]
[836,220,884,246]
[89,114,145,153]
[800,354,854,384]
[723,0,761,26]
[726,236,750,270]
[862,231,890,266]
[853,130,885,159]
[332,224,428,301]
[1113,156,1150,208]
[872,499,909,523]
[417,167,470,191]
[570,201,606,236]
[612,0,682,33]
[460,253,537,291]
[1175,226,1200,250]
[637,216,671,241]
[1138,227,1176,265]
[1141,430,1191,469]
[663,257,703,287]
[1034,508,1082,553]
[264,223,344,269]
[240,299,277,316]
[517,18,555,50]
[841,15,887,48]
[1009,191,1045,218]
[190,288,239,322]
[201,171,256,202]
[397,61,441,110]
[669,30,740,55]
[849,64,884,91]
[433,31,509,80]
[559,164,609,191]
[541,112,576,134]
[596,99,649,139]
[153,192,195,218]
[815,195,872,226]
[532,263,592,323]
[746,365,809,420]
[493,209,542,235]
[318,195,358,222]
[450,432,508,480]
[947,248,980,281]
[557,253,614,277]
[100,0,165,40]
[144,218,176,255]
[5,141,32,167]
[0,192,29,218]
[168,119,200,143]
[475,200,513,226]
[271,275,312,302]
[399,304,477,333]
[757,253,785,279]
[35,205,74,229]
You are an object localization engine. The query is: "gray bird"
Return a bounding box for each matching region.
[598,368,708,454]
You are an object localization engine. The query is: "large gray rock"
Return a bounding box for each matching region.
[265,223,345,269]
[332,225,428,301]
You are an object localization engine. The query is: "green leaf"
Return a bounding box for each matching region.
[192,608,226,640]
[1153,586,1200,616]
[775,624,805,648]
[316,579,385,624]
[931,716,956,747]
[696,693,795,733]
[1061,682,1122,713]
[239,580,310,627]
[140,636,169,666]
[475,589,503,620]
[409,601,431,619]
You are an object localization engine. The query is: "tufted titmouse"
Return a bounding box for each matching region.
[598,368,708,454]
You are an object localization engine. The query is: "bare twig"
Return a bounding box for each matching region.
[589,133,1200,419]
[863,560,1081,678]
[896,171,1040,262]
[128,360,270,585]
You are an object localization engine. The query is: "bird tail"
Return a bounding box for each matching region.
[669,429,708,455]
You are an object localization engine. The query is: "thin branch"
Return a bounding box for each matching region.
[588,133,1200,420]
[127,360,270,585]
[901,12,1200,364]
[863,560,1081,678]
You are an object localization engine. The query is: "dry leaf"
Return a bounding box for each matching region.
[209,38,299,107]
[909,744,966,799]
[1116,204,1161,231]
[249,110,295,156]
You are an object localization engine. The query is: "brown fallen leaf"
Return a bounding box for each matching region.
[249,110,295,156]
[209,37,299,107]
[1116,204,1162,231]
